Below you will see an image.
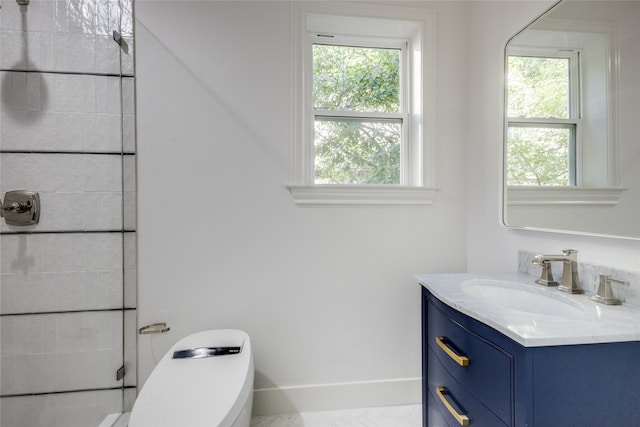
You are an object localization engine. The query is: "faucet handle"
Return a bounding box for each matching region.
[534,260,559,287]
[590,275,629,305]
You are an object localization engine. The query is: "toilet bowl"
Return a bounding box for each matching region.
[129,329,254,427]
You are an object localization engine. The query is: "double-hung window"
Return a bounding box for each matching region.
[506,49,581,186]
[289,3,437,205]
[312,41,405,185]
[505,24,624,208]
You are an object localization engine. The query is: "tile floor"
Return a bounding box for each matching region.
[117,404,422,426]
[250,404,422,427]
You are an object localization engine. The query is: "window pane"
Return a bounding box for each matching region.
[314,118,401,184]
[507,126,572,186]
[313,45,400,113]
[508,56,570,119]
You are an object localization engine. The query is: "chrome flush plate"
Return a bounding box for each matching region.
[1,190,40,226]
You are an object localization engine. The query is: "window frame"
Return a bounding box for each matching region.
[288,2,438,206]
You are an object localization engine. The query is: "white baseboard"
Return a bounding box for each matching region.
[252,377,422,416]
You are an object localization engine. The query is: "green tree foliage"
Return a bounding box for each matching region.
[507,55,572,186]
[508,56,569,119]
[508,127,571,186]
[313,44,401,184]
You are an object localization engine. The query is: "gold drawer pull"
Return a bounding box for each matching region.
[436,336,469,366]
[436,386,470,426]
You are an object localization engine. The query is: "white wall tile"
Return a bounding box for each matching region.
[0,30,26,69]
[96,34,122,73]
[52,33,71,72]
[1,72,123,152]
[0,0,136,415]
[124,388,137,412]
[96,0,111,36]
[26,72,44,111]
[38,0,59,33]
[1,311,123,395]
[124,232,137,308]
[49,73,70,112]
[65,34,97,73]
[68,75,96,113]
[0,0,22,31]
[40,30,57,70]
[121,0,133,37]
[66,0,96,35]
[1,72,27,110]
[0,0,136,419]
[0,0,124,75]
[95,75,120,114]
[0,389,123,427]
[124,309,136,387]
[1,233,123,314]
[123,191,136,231]
[91,192,123,229]
[26,31,43,69]
[123,114,135,152]
[0,154,123,232]
[122,77,134,115]
[53,0,70,33]
[120,35,134,75]
[93,113,122,152]
[124,155,136,229]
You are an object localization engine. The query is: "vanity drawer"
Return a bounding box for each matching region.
[427,346,509,427]
[426,299,512,424]
[426,388,451,427]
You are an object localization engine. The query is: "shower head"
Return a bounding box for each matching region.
[16,0,29,5]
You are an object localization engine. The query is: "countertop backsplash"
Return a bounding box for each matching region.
[519,250,640,307]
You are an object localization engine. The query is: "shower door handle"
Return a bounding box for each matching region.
[1,190,40,225]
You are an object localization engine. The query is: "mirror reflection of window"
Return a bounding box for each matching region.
[502,0,637,239]
[507,51,580,186]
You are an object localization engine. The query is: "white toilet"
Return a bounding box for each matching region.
[129,329,254,427]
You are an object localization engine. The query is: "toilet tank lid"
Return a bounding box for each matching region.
[130,329,253,427]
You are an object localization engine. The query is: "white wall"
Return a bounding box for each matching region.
[135,0,468,413]
[465,1,640,273]
[136,0,640,415]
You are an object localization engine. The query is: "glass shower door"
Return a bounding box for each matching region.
[0,0,137,426]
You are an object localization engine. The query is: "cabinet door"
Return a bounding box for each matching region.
[426,299,513,423]
[532,342,640,426]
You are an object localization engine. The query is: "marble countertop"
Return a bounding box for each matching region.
[416,273,640,347]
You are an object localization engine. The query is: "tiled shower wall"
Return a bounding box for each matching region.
[0,0,136,426]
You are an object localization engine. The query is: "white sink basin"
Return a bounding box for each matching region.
[460,279,586,316]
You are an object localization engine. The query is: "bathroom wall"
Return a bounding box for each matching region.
[136,0,639,415]
[135,0,469,413]
[464,1,640,275]
[0,0,137,425]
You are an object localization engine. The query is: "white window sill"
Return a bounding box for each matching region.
[506,186,627,206]
[287,185,440,206]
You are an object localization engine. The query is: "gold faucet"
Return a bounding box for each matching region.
[532,249,583,294]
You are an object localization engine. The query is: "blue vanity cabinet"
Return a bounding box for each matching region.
[422,287,640,427]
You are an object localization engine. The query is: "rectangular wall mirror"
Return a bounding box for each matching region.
[503,0,640,239]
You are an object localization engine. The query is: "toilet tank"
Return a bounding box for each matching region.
[129,329,254,427]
